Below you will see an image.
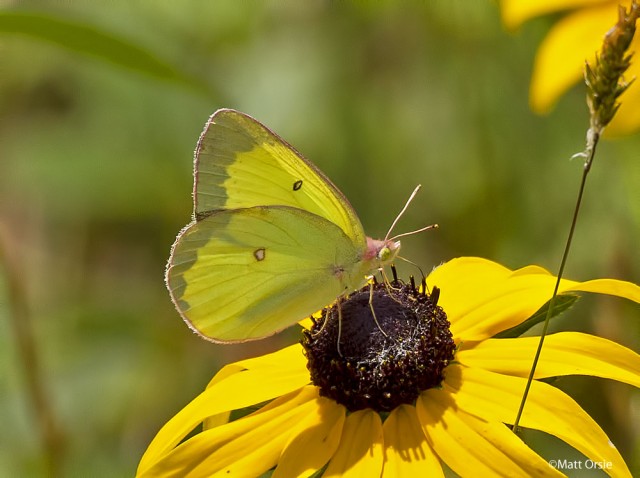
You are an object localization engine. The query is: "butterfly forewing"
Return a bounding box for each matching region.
[194,109,367,247]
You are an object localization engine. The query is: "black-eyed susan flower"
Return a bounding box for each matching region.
[501,0,640,135]
[137,257,640,477]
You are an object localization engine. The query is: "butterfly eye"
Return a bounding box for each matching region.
[378,246,392,262]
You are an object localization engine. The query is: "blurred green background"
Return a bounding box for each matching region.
[0,1,638,477]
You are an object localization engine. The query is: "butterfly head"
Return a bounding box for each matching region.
[365,237,401,266]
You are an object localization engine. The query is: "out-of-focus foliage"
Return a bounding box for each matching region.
[0,2,637,476]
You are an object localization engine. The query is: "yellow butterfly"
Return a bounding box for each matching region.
[167,109,411,343]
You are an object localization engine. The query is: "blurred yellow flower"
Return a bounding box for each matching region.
[501,0,640,135]
[137,257,640,477]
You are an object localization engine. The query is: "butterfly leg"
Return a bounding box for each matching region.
[311,299,344,356]
[378,268,404,306]
[380,268,401,292]
[336,299,343,357]
[312,311,330,337]
[368,281,389,338]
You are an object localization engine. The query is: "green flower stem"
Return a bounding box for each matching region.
[512,136,598,434]
[0,235,65,475]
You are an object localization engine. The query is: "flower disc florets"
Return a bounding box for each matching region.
[302,278,455,412]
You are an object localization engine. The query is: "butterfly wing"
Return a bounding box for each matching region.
[167,206,370,342]
[194,109,366,248]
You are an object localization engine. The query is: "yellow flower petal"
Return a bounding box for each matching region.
[298,317,314,330]
[202,363,244,430]
[443,269,567,342]
[138,344,309,473]
[607,41,640,135]
[138,386,319,478]
[443,365,632,477]
[324,409,384,478]
[501,0,612,29]
[417,388,562,477]
[502,1,640,135]
[427,257,512,329]
[233,342,308,371]
[381,404,444,477]
[273,397,346,478]
[428,257,639,342]
[530,3,619,113]
[563,277,640,302]
[458,332,640,387]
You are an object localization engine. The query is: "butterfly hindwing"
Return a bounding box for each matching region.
[167,206,367,342]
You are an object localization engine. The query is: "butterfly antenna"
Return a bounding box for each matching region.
[384,185,422,240]
[389,223,438,241]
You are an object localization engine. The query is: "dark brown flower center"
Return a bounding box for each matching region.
[302,277,455,412]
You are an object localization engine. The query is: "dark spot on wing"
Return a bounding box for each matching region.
[254,248,266,261]
[293,179,303,191]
